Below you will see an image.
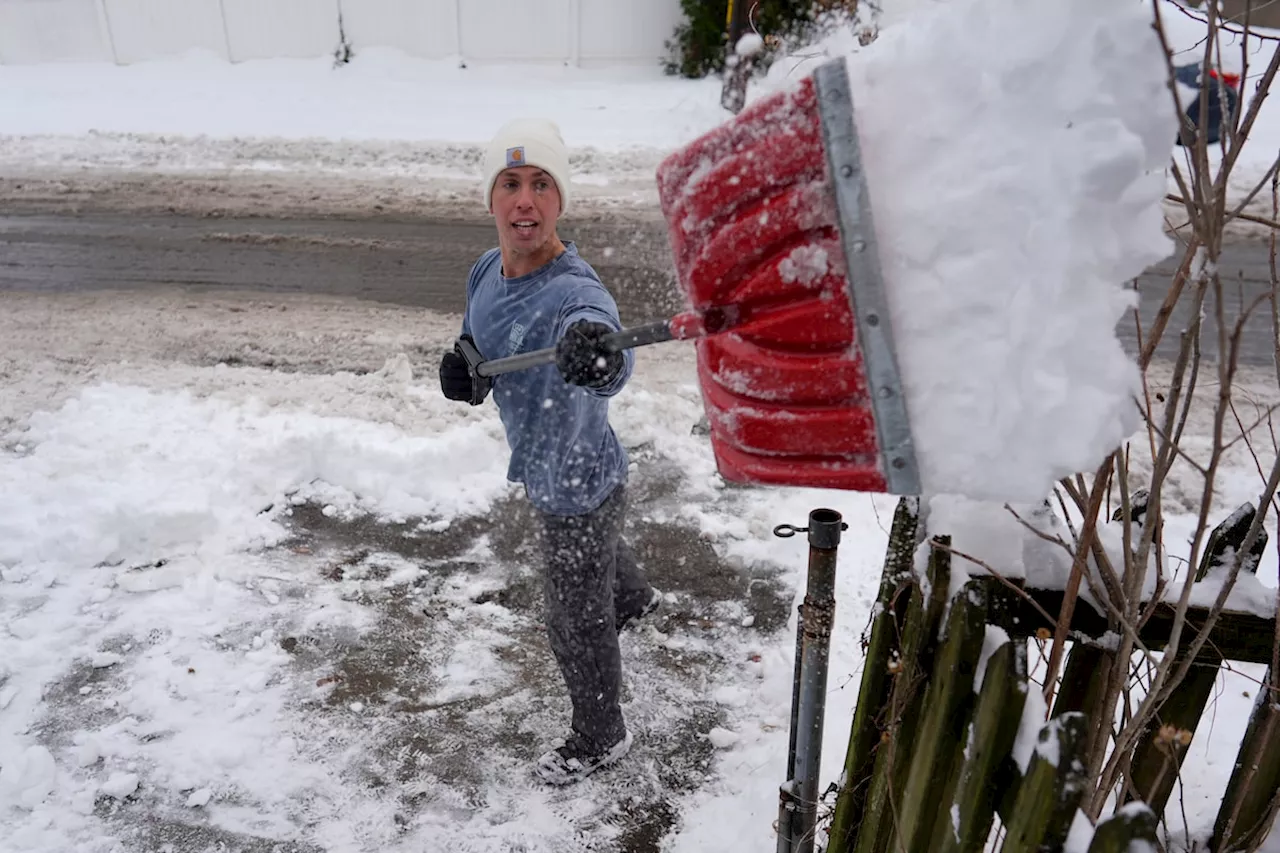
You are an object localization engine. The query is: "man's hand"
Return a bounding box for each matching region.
[439,336,491,405]
[555,320,624,388]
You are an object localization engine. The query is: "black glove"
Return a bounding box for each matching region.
[555,320,625,388]
[439,336,491,405]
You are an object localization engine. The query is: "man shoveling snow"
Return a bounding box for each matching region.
[438,118,661,785]
[436,0,1178,785]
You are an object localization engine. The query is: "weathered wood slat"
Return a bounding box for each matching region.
[827,497,919,853]
[1126,659,1220,813]
[1052,643,1113,768]
[1088,804,1158,853]
[1052,644,1111,716]
[985,587,1275,664]
[849,598,925,853]
[1127,503,1268,814]
[1212,673,1280,852]
[1200,503,1268,585]
[999,713,1090,853]
[936,638,1028,853]
[850,537,951,853]
[898,580,989,852]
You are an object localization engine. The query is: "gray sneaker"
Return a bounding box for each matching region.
[535,730,634,785]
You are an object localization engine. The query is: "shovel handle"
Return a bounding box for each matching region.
[460,298,814,379]
[467,319,684,379]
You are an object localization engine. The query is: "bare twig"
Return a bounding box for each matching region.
[1171,3,1280,45]
[1166,195,1280,230]
[1044,458,1113,708]
[1226,153,1280,225]
[925,539,1059,629]
[1272,158,1280,689]
[1141,232,1202,368]
[1134,399,1211,478]
[1004,504,1073,553]
[1221,401,1280,452]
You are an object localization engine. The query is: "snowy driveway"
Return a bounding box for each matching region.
[0,288,898,853]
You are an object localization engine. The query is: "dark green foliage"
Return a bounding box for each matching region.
[663,0,857,78]
[664,0,729,78]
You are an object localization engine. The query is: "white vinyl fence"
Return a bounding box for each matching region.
[0,0,684,66]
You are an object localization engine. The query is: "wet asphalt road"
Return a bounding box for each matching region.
[0,213,686,323]
[0,212,1276,367]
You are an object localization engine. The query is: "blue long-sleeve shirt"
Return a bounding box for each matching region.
[461,243,634,516]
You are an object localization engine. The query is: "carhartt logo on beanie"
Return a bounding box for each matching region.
[483,118,571,215]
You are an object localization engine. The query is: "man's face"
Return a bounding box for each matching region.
[490,167,562,256]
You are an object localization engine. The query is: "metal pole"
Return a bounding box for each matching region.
[93,0,119,65]
[217,0,234,63]
[725,0,748,47]
[454,0,465,66]
[719,0,754,114]
[777,601,805,853]
[793,509,842,853]
[567,0,581,67]
[773,509,844,853]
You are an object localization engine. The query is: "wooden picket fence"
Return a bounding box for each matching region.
[821,496,1278,853]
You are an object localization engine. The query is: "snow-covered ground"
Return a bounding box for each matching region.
[0,288,899,852]
[1,287,1276,852]
[3,0,1280,850]
[0,52,723,219]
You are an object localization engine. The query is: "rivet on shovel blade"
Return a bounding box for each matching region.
[839,164,854,177]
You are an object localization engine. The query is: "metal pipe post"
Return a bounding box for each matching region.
[792,509,843,853]
[776,600,805,853]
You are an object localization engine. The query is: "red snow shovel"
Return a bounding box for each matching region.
[461,59,919,495]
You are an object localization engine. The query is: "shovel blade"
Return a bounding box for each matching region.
[657,66,916,494]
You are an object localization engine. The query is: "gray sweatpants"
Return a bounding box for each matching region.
[537,484,652,752]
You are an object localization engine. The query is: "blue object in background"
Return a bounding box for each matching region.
[1174,62,1241,146]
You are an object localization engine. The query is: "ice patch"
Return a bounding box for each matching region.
[707,728,740,749]
[186,787,213,808]
[99,772,139,800]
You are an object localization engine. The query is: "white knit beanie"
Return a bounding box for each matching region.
[482,118,571,215]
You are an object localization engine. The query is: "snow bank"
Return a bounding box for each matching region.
[824,0,1175,501]
[0,47,724,168]
[0,382,513,573]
